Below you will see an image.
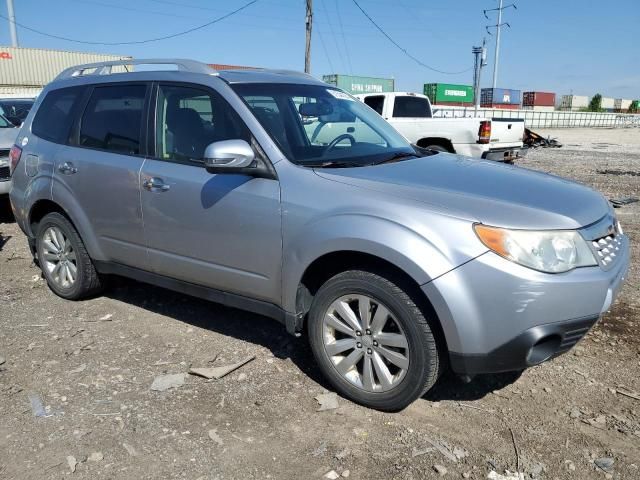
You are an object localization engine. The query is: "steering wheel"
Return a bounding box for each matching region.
[323,133,356,157]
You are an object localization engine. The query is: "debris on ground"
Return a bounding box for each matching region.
[616,389,640,401]
[323,470,340,480]
[69,364,86,374]
[597,169,640,177]
[433,464,447,475]
[315,392,339,411]
[188,355,254,380]
[609,196,639,208]
[66,455,77,473]
[422,435,458,463]
[412,446,435,457]
[594,457,615,473]
[88,452,103,462]
[28,393,50,418]
[0,355,5,365]
[524,128,562,148]
[341,469,350,477]
[208,429,224,446]
[122,443,138,457]
[150,373,186,392]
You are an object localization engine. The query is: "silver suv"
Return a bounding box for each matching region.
[9,59,630,411]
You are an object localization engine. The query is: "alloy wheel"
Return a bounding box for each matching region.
[41,226,78,289]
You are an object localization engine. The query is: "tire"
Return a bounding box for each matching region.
[307,270,441,411]
[423,144,449,153]
[36,212,104,300]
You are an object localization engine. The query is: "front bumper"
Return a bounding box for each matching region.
[423,233,630,375]
[481,146,528,162]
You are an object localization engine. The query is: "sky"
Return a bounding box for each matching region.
[1,0,639,99]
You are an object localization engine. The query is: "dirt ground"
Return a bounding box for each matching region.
[0,128,638,480]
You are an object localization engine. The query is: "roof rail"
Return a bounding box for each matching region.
[256,68,316,80]
[54,58,215,81]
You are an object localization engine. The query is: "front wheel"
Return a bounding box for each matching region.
[307,270,441,411]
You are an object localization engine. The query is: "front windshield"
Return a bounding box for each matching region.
[232,83,414,166]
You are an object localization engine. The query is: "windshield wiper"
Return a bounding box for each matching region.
[374,152,418,165]
[305,160,361,168]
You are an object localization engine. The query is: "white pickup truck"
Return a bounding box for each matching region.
[354,92,526,162]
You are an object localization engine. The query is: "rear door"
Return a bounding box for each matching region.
[53,82,150,268]
[139,82,282,304]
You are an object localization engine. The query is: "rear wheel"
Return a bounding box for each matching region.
[36,212,104,300]
[308,270,441,411]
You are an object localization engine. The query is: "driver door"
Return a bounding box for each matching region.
[139,83,282,304]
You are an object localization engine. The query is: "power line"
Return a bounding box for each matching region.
[0,0,259,46]
[335,0,353,75]
[351,0,473,75]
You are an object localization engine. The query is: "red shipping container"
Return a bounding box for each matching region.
[480,103,520,110]
[523,92,556,107]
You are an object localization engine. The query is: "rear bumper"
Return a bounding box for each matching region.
[449,315,598,374]
[481,146,528,162]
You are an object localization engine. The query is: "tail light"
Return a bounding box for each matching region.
[9,144,22,175]
[478,121,491,144]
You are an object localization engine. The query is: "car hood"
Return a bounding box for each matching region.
[314,153,610,230]
[0,127,18,148]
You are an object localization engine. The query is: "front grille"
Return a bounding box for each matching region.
[0,166,9,181]
[591,232,623,269]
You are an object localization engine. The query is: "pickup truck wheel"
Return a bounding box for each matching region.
[423,144,449,153]
[36,212,104,300]
[308,270,441,411]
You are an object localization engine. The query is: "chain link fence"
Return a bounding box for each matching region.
[432,107,640,128]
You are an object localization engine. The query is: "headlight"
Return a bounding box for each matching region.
[474,224,597,273]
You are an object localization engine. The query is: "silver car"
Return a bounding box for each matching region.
[9,59,630,411]
[0,113,18,196]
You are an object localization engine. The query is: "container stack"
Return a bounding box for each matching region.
[522,91,556,111]
[614,99,634,112]
[322,74,395,95]
[601,97,615,112]
[559,95,589,111]
[423,83,474,106]
[480,88,521,109]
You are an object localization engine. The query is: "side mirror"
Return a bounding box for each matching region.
[204,139,255,173]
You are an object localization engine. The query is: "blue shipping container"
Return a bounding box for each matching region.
[480,88,521,105]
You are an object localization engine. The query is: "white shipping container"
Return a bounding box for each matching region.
[620,99,632,110]
[0,46,130,87]
[560,94,589,110]
[601,97,615,109]
[0,85,42,98]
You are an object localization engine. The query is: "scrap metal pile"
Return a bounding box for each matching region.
[524,128,562,148]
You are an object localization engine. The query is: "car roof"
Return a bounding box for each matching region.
[216,69,326,87]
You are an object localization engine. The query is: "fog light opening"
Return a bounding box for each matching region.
[527,335,562,366]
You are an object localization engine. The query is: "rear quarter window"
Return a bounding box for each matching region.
[392,96,432,118]
[31,87,85,144]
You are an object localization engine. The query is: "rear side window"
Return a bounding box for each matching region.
[363,95,385,115]
[32,87,85,143]
[79,84,147,155]
[392,96,432,118]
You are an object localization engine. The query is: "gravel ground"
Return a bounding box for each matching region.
[0,128,638,480]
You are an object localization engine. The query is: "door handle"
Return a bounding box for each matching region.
[58,161,78,175]
[142,177,170,192]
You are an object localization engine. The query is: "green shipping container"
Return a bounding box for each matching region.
[322,74,395,94]
[423,83,474,104]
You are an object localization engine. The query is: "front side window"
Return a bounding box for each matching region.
[233,83,414,167]
[79,84,146,155]
[392,96,432,118]
[155,84,250,164]
[32,87,85,143]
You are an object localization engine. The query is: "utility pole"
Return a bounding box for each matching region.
[472,39,487,113]
[484,1,516,90]
[305,0,313,73]
[6,0,19,47]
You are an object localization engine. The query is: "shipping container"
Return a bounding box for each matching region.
[0,85,41,97]
[523,91,556,107]
[423,83,474,105]
[522,105,555,112]
[481,104,520,110]
[619,99,632,111]
[601,97,615,109]
[322,74,394,94]
[480,88,521,106]
[0,46,131,88]
[559,95,589,111]
[431,101,475,107]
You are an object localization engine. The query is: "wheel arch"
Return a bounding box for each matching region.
[416,137,455,152]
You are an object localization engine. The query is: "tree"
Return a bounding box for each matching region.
[629,100,639,114]
[588,94,602,112]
